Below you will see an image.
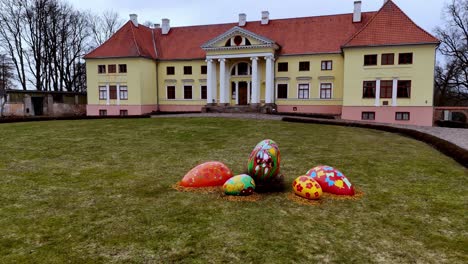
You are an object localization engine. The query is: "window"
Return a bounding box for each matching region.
[99,86,107,100]
[99,109,107,116]
[381,54,394,65]
[380,81,393,98]
[184,86,192,99]
[201,85,207,99]
[109,86,117,99]
[277,84,288,99]
[278,62,288,72]
[167,86,175,99]
[363,81,376,98]
[108,64,116,73]
[201,65,207,74]
[298,84,309,99]
[397,80,411,98]
[98,65,106,74]
[120,110,128,116]
[362,112,375,120]
[364,55,378,66]
[119,64,127,73]
[396,112,410,120]
[184,66,192,75]
[167,66,175,75]
[231,82,236,100]
[237,62,249,75]
[299,61,310,71]
[321,60,332,70]
[119,86,128,100]
[399,53,413,64]
[53,94,63,103]
[320,83,332,99]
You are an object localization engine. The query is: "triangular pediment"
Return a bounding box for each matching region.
[201,26,278,50]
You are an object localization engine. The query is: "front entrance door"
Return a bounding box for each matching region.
[238,82,248,105]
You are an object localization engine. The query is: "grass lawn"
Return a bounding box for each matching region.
[0,118,466,263]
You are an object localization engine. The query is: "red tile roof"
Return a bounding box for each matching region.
[343,0,439,47]
[84,0,438,60]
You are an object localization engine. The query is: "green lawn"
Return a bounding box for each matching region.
[0,118,466,263]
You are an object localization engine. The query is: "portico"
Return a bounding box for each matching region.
[205,53,275,106]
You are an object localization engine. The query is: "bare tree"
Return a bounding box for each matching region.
[435,0,468,106]
[89,10,124,49]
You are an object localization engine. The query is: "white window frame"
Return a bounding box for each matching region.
[119,86,128,100]
[166,85,176,100]
[297,83,310,99]
[230,62,252,76]
[200,84,207,100]
[99,86,107,100]
[276,82,289,99]
[319,82,333,99]
[183,85,193,100]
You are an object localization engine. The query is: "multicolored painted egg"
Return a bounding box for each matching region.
[247,139,281,183]
[293,176,322,200]
[180,161,233,187]
[223,174,256,196]
[306,165,355,196]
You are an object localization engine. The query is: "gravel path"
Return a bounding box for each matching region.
[152,113,468,150]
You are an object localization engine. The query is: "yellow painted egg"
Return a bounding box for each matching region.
[292,176,323,200]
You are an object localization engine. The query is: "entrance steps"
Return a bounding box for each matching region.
[202,104,277,114]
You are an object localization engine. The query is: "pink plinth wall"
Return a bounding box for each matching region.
[87,105,158,116]
[277,105,342,115]
[342,106,434,126]
[158,105,203,112]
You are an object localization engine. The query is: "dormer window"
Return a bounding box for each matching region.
[225,35,252,47]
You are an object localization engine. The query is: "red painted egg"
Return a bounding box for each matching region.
[306,165,355,196]
[180,161,233,187]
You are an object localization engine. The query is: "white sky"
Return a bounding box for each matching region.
[66,0,447,35]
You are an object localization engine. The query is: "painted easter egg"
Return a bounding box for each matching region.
[247,139,281,183]
[306,165,355,196]
[223,174,256,196]
[293,176,323,200]
[180,161,233,187]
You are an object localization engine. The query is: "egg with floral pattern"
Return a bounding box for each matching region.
[293,176,322,200]
[247,139,281,183]
[223,174,256,196]
[306,165,355,196]
[180,161,233,187]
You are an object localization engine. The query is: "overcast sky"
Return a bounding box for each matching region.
[65,0,448,35]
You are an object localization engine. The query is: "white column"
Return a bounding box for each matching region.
[235,81,239,105]
[219,59,227,104]
[206,59,213,104]
[265,55,275,104]
[392,78,398,106]
[212,60,217,104]
[106,83,110,105]
[375,78,381,107]
[116,83,120,106]
[250,57,259,104]
[247,81,251,104]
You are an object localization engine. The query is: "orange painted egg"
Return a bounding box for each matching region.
[180,161,233,187]
[306,165,355,196]
[292,176,322,200]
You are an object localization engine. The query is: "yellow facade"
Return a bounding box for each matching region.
[343,44,437,107]
[275,54,344,106]
[86,58,157,105]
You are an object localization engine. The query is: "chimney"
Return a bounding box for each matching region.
[239,13,247,27]
[154,23,160,29]
[162,18,170,34]
[353,1,362,23]
[129,14,138,27]
[261,11,270,25]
